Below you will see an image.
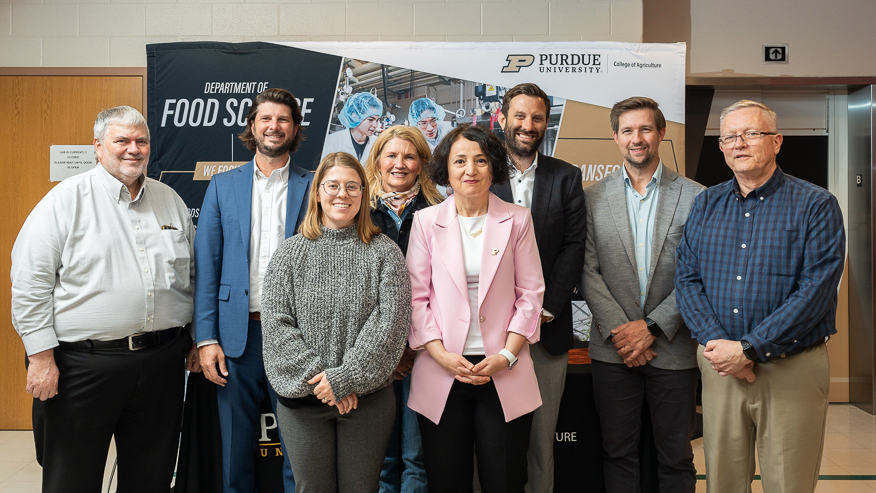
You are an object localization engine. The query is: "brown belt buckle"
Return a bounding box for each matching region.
[128,333,146,351]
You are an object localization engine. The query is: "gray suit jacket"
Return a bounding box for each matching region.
[580,165,704,370]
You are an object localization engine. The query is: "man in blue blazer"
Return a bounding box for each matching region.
[195,88,312,492]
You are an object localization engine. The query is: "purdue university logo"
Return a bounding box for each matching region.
[502,55,535,73]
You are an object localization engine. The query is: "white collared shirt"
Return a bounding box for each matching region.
[11,164,195,355]
[509,153,539,208]
[507,153,553,320]
[248,159,289,312]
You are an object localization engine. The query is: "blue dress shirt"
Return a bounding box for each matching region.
[622,164,662,308]
[675,167,845,361]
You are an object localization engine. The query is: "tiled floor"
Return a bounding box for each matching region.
[2,403,876,491]
[0,432,118,493]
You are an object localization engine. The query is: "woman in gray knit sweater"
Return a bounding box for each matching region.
[262,152,412,493]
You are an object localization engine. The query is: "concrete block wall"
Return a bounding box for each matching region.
[0,0,644,67]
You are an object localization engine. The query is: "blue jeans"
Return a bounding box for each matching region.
[379,376,427,493]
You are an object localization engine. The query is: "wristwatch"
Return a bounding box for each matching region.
[740,340,759,361]
[499,348,518,370]
[645,318,662,337]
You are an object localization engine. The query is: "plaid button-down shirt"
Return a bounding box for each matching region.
[675,167,845,361]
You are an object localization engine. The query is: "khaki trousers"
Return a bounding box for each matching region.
[698,343,829,493]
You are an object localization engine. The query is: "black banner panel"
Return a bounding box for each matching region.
[147,42,341,224]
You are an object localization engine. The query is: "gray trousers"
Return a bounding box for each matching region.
[524,341,569,493]
[277,385,396,493]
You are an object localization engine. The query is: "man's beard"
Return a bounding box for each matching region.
[623,148,656,169]
[257,134,294,158]
[504,127,544,160]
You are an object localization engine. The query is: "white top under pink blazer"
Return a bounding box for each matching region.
[406,193,546,424]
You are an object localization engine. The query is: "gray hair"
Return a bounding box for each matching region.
[93,106,149,143]
[719,100,778,131]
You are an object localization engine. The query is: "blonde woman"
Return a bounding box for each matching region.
[262,152,412,492]
[364,126,443,492]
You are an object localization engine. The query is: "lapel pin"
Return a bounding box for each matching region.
[491,248,499,256]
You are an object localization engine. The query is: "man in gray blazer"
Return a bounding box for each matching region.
[580,97,704,492]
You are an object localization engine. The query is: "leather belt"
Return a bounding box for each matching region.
[58,327,182,352]
[249,312,261,321]
[780,338,827,359]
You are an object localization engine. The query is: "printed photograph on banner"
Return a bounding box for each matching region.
[322,58,567,169]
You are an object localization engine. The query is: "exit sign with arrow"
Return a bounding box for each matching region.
[763,44,789,64]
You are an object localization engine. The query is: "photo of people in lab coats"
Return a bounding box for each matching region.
[407,97,454,151]
[321,91,383,163]
[322,59,566,171]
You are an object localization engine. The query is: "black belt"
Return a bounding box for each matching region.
[58,327,183,352]
[781,337,827,358]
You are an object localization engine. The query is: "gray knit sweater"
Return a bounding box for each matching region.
[262,225,411,401]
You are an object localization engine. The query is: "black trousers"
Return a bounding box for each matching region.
[591,360,699,493]
[32,331,191,493]
[417,377,533,493]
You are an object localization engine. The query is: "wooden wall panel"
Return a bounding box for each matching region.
[0,75,143,430]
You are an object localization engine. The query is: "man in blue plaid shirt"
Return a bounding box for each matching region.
[675,100,845,493]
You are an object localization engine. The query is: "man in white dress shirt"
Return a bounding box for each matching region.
[490,83,587,492]
[11,105,199,493]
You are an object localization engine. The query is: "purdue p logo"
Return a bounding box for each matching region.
[502,55,535,73]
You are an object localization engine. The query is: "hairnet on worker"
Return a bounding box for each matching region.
[339,92,384,129]
[407,98,446,126]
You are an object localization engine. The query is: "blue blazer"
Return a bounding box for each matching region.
[194,159,312,358]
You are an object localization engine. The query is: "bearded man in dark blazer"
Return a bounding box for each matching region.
[490,82,587,493]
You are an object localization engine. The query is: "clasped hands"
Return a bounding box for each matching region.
[702,339,755,382]
[434,350,508,385]
[611,320,656,368]
[308,371,358,415]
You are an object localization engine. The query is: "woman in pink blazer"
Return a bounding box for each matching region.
[405,124,545,493]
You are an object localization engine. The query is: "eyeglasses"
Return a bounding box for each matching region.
[718,131,777,146]
[417,118,438,130]
[320,180,363,197]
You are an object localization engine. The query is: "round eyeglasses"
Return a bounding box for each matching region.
[417,118,438,130]
[320,180,363,197]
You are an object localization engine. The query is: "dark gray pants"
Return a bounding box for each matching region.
[591,360,699,493]
[277,384,395,493]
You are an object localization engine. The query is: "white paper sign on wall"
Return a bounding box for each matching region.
[50,145,96,182]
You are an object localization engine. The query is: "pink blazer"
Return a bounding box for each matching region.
[406,193,545,424]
